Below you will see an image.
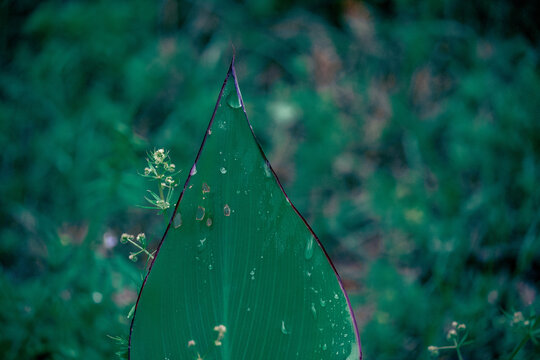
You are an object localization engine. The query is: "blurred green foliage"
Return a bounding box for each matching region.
[1,0,540,359]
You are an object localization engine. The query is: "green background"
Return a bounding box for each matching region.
[1,0,539,359]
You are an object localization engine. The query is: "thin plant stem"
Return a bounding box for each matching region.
[127,238,154,259]
[158,182,165,202]
[453,339,463,360]
[506,334,530,360]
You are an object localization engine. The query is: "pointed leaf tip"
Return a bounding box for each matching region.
[129,62,361,359]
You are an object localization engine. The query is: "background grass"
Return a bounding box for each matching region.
[1,0,540,359]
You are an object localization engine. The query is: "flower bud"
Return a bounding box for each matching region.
[136,233,146,243]
[446,329,457,340]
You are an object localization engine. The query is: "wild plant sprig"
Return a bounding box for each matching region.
[111,149,180,358]
[505,310,540,360]
[107,335,128,360]
[428,321,472,359]
[428,312,540,360]
[120,233,154,262]
[119,148,180,263]
[138,148,180,213]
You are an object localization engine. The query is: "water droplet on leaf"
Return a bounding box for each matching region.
[305,236,314,260]
[196,206,205,221]
[226,90,242,109]
[281,320,290,335]
[263,160,272,178]
[202,183,210,194]
[173,213,182,228]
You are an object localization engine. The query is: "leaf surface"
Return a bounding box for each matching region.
[129,59,361,360]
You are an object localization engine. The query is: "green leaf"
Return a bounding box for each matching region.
[129,59,361,359]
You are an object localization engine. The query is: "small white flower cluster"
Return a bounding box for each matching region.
[118,149,178,264]
[427,321,468,358]
[120,233,153,262]
[510,311,531,327]
[141,149,180,212]
[446,321,466,341]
